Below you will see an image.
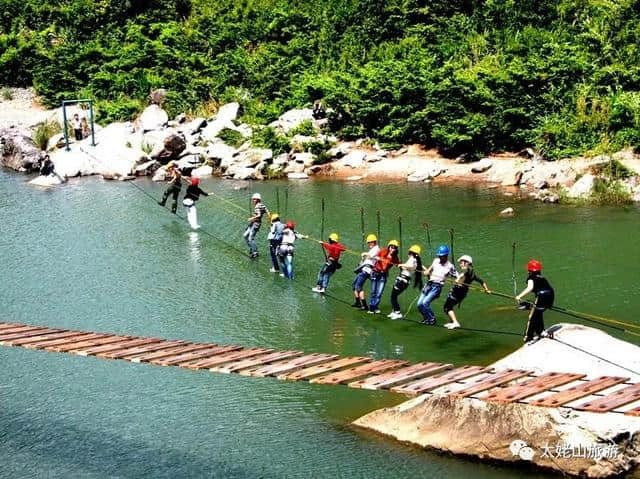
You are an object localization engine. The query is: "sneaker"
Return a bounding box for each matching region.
[420,318,436,326]
[373,309,381,314]
[367,310,375,314]
[312,286,325,293]
[444,323,460,330]
[269,267,278,273]
[279,273,285,277]
[390,312,403,320]
[250,252,259,258]
[386,312,395,318]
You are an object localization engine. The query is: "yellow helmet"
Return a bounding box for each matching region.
[329,233,339,242]
[270,212,280,221]
[165,161,175,169]
[409,244,422,255]
[388,239,400,248]
[366,234,377,243]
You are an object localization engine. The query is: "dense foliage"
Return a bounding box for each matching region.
[2,0,640,158]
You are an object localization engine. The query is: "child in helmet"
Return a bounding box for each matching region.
[352,234,380,310]
[158,162,182,214]
[417,245,457,325]
[312,233,347,293]
[388,245,424,320]
[244,192,270,258]
[515,260,555,342]
[277,221,308,279]
[182,177,209,230]
[443,255,491,329]
[267,213,284,273]
[368,240,401,314]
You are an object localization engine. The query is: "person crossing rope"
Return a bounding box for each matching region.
[388,244,424,320]
[267,212,284,273]
[352,234,380,311]
[443,255,491,329]
[368,240,400,314]
[182,177,209,230]
[277,221,308,279]
[157,162,182,214]
[244,193,270,258]
[515,259,555,343]
[312,233,347,294]
[417,245,457,325]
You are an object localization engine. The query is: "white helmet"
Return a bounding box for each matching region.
[251,193,262,201]
[458,255,473,264]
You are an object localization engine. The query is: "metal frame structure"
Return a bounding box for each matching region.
[62,99,96,150]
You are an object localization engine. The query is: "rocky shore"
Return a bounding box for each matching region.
[2,88,640,203]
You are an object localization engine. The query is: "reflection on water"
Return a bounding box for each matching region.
[188,231,201,263]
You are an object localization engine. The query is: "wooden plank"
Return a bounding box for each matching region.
[0,327,63,343]
[531,376,629,408]
[8,331,88,347]
[26,333,101,350]
[313,359,408,385]
[279,357,371,381]
[183,348,272,370]
[449,369,533,398]
[576,383,640,413]
[103,340,188,360]
[349,362,453,390]
[624,405,640,417]
[216,350,303,374]
[0,325,47,335]
[96,340,193,360]
[483,372,585,404]
[0,323,26,331]
[129,343,212,363]
[51,335,125,352]
[152,345,241,366]
[74,338,163,356]
[245,353,339,378]
[391,366,490,395]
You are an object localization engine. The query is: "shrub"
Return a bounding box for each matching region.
[32,120,61,151]
[251,126,290,155]
[591,159,635,180]
[590,178,633,205]
[289,120,315,137]
[1,87,12,100]
[217,128,245,148]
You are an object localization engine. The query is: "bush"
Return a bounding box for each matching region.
[32,120,61,151]
[217,128,245,148]
[1,87,12,100]
[251,126,290,155]
[289,120,315,137]
[591,159,635,180]
[590,178,633,205]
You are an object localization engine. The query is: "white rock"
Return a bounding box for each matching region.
[207,143,236,163]
[29,174,65,186]
[346,175,363,181]
[284,162,305,174]
[134,160,158,175]
[365,153,384,163]
[192,165,213,177]
[273,153,290,166]
[214,102,240,123]
[340,150,367,168]
[233,166,262,180]
[408,166,446,182]
[181,117,207,135]
[567,174,595,198]
[200,119,237,142]
[501,170,523,186]
[268,108,315,134]
[287,172,309,179]
[471,158,493,173]
[499,207,515,216]
[235,148,273,168]
[293,152,315,167]
[327,143,351,159]
[139,104,168,132]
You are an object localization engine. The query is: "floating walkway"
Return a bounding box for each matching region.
[2,322,639,415]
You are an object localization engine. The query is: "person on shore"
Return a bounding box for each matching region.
[267,212,284,273]
[80,116,90,139]
[182,177,209,230]
[72,113,83,141]
[39,155,55,177]
[312,100,326,120]
[352,234,380,311]
[277,221,307,279]
[244,192,270,258]
[388,245,424,320]
[417,245,457,325]
[368,240,400,314]
[515,259,555,343]
[443,255,491,329]
[158,162,182,214]
[312,233,347,294]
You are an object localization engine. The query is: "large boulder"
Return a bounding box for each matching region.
[139,104,168,132]
[29,174,65,187]
[180,117,207,136]
[148,130,186,161]
[339,150,367,168]
[215,102,240,123]
[0,126,42,172]
[292,152,315,168]
[567,174,596,198]
[234,148,273,168]
[471,158,493,173]
[269,108,315,134]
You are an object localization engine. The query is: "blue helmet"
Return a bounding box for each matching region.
[436,245,450,257]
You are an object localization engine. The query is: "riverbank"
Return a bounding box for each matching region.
[2,88,639,204]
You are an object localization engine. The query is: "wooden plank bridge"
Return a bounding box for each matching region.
[2,322,639,415]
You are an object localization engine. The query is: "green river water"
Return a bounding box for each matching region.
[1,169,639,478]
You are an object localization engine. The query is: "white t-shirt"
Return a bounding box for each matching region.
[428,258,457,284]
[400,256,417,277]
[362,245,381,271]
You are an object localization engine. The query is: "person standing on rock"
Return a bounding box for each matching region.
[183,177,209,230]
[515,260,555,342]
[443,255,491,329]
[244,193,270,258]
[267,212,284,273]
[158,162,182,214]
[39,155,55,177]
[417,245,457,325]
[368,240,400,314]
[312,233,347,294]
[352,234,380,311]
[277,221,308,279]
[72,113,83,141]
[388,245,424,320]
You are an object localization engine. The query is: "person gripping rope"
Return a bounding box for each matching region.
[417,245,457,325]
[182,177,209,230]
[267,212,285,273]
[312,233,347,294]
[244,193,270,258]
[515,260,555,343]
[277,221,308,279]
[443,255,491,329]
[368,240,400,314]
[388,245,424,320]
[158,162,182,214]
[352,234,380,311]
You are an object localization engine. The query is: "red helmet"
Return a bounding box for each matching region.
[527,259,542,272]
[191,177,200,186]
[286,221,295,229]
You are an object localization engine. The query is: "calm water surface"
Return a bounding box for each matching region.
[1,170,639,478]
